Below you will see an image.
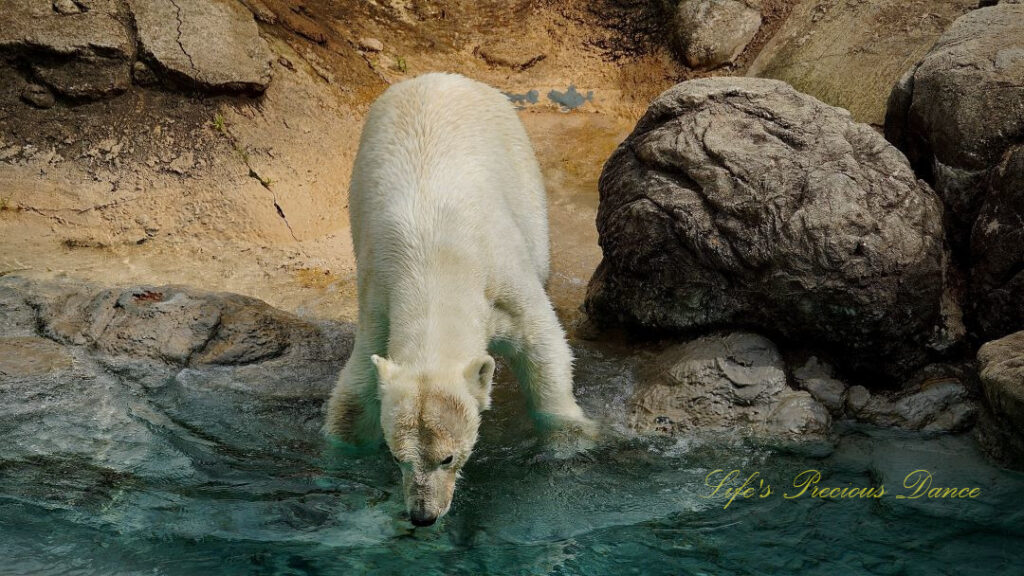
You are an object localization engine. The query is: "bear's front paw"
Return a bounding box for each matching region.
[539,415,599,458]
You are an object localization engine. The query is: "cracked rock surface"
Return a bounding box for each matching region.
[586,77,953,382]
[129,0,273,94]
[0,0,134,99]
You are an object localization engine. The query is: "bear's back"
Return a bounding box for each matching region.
[348,73,549,281]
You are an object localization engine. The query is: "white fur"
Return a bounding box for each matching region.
[326,72,592,444]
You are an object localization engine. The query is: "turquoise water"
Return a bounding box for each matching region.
[2,344,1023,575]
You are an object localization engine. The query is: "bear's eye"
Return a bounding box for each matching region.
[440,455,454,466]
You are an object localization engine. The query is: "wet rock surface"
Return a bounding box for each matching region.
[586,77,952,381]
[671,0,761,69]
[976,331,1024,467]
[128,0,274,94]
[629,332,831,439]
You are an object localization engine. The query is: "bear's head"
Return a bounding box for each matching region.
[371,353,495,527]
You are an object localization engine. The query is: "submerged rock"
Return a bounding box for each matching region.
[129,0,273,94]
[671,0,761,69]
[629,332,831,439]
[586,77,953,381]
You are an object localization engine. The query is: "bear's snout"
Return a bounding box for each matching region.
[410,509,437,527]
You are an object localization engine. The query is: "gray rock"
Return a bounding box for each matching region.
[976,331,1024,467]
[884,3,1024,255]
[846,377,975,432]
[20,82,55,108]
[586,77,953,381]
[672,0,761,69]
[765,391,831,437]
[846,385,871,413]
[748,0,974,126]
[792,357,847,415]
[129,0,273,94]
[978,332,1024,433]
[970,146,1024,340]
[0,2,133,99]
[629,332,830,439]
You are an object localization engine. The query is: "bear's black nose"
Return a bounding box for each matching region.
[410,513,437,527]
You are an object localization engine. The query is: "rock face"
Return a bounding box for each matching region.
[0,1,134,99]
[977,331,1024,467]
[884,3,1024,241]
[885,3,1024,340]
[671,0,761,69]
[586,77,952,380]
[971,147,1024,339]
[0,276,352,397]
[629,332,831,438]
[129,0,273,94]
[748,0,975,125]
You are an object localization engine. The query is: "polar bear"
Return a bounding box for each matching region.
[325,73,595,526]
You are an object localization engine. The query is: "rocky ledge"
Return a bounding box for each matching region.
[0,0,273,103]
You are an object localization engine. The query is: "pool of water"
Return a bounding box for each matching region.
[2,343,1023,575]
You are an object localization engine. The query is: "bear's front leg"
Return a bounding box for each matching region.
[325,336,385,450]
[502,283,598,443]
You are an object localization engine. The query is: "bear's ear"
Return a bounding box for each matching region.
[371,354,398,387]
[464,355,495,411]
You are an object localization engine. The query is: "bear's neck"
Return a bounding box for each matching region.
[386,269,489,368]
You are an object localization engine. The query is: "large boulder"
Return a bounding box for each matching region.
[748,0,975,125]
[885,3,1024,340]
[586,77,954,380]
[629,332,831,439]
[129,0,273,94]
[671,0,762,69]
[976,331,1024,467]
[884,3,1024,242]
[0,1,134,99]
